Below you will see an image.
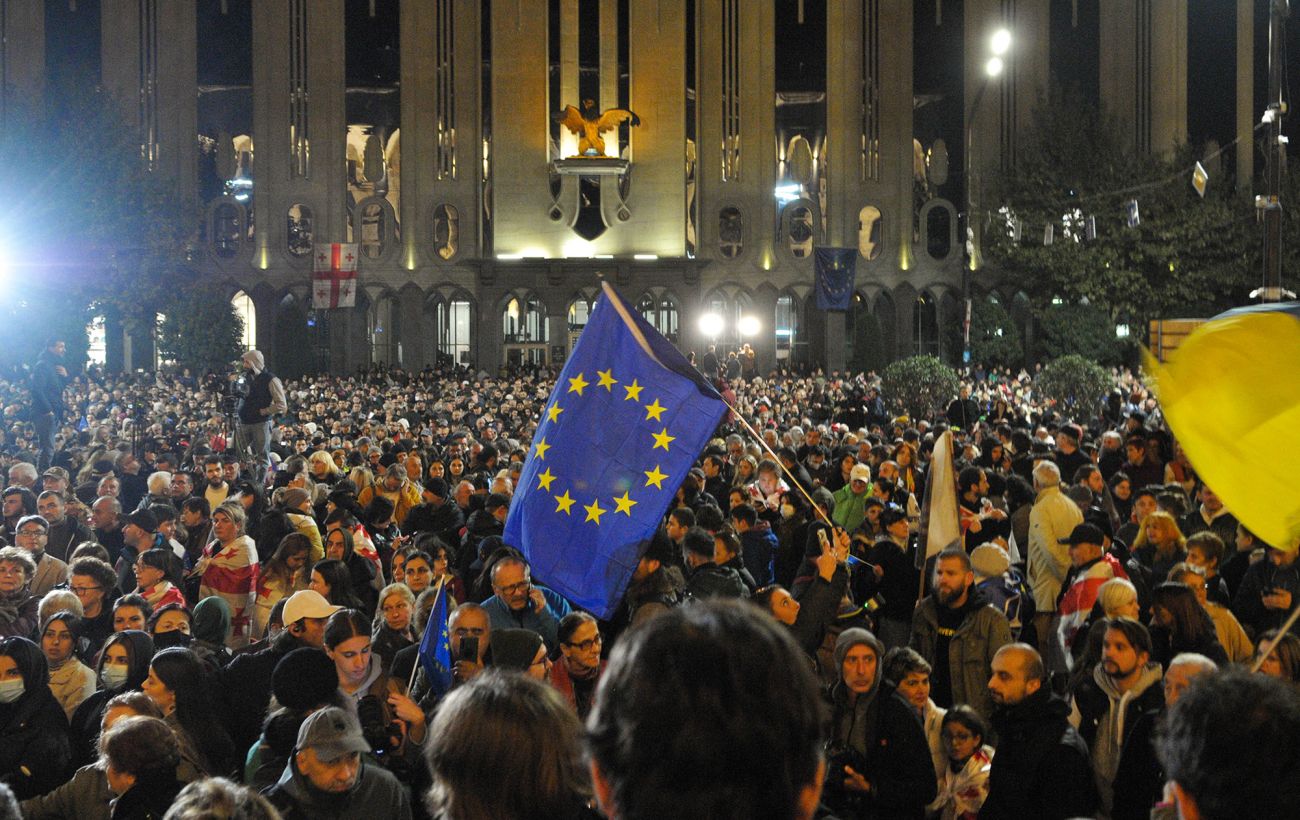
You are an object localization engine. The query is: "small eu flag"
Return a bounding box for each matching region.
[814,247,858,310]
[417,579,453,698]
[504,282,728,618]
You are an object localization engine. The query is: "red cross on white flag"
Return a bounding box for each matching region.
[312,243,359,309]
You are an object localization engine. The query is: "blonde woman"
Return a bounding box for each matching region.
[1132,510,1188,583]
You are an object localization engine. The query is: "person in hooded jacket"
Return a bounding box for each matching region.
[822,628,937,819]
[0,635,71,798]
[245,647,346,790]
[69,630,155,769]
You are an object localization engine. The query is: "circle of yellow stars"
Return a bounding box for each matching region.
[525,368,675,525]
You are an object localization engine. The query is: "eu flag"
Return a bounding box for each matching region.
[417,580,453,698]
[504,282,728,618]
[814,247,857,310]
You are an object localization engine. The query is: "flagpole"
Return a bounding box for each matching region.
[1249,602,1300,674]
[720,397,836,531]
[408,575,448,694]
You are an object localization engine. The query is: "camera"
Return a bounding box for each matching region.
[822,743,866,793]
[356,694,403,755]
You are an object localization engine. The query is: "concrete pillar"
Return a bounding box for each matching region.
[824,311,846,374]
[825,0,864,249]
[1100,0,1187,157]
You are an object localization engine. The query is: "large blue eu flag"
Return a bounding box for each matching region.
[504,282,728,618]
[814,247,857,310]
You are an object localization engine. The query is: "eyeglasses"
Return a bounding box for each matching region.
[70,585,103,594]
[564,635,603,652]
[15,529,46,538]
[495,580,531,596]
[530,656,552,671]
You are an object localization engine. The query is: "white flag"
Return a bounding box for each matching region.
[312,243,359,309]
[918,430,962,567]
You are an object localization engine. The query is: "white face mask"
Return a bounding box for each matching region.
[780,504,796,520]
[101,664,130,690]
[0,678,23,704]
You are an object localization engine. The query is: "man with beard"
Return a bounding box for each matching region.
[30,338,69,472]
[1069,618,1164,819]
[201,456,231,511]
[910,548,1011,723]
[37,490,91,563]
[958,466,1009,552]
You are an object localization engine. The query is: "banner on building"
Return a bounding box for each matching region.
[312,243,359,309]
[814,247,857,311]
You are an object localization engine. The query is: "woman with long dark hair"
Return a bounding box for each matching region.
[68,630,155,768]
[0,636,71,798]
[309,559,365,611]
[1149,582,1229,669]
[142,647,237,778]
[254,533,311,639]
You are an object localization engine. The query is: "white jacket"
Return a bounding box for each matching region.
[1027,485,1082,611]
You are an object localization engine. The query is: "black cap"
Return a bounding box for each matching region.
[484,492,510,511]
[879,504,908,527]
[425,477,450,499]
[124,509,158,532]
[1059,523,1106,547]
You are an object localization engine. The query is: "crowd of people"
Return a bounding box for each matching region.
[0,337,1285,819]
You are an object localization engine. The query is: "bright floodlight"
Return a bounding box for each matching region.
[698,313,724,338]
[985,57,1004,78]
[990,28,1012,56]
[738,316,761,337]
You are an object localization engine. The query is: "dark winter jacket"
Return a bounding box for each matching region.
[738,522,778,587]
[824,683,937,819]
[910,591,1012,721]
[685,561,749,600]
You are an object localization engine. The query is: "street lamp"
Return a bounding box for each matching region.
[964,27,1012,367]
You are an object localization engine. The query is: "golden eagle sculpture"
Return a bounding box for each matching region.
[554,99,642,157]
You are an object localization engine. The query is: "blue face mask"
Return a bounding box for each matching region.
[101,665,129,691]
[0,678,23,704]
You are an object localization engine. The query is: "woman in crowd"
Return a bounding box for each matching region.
[1109,472,1134,525]
[893,442,925,499]
[147,602,193,651]
[401,550,436,599]
[19,691,164,820]
[99,715,185,817]
[197,502,258,648]
[141,647,237,779]
[131,548,186,612]
[429,540,466,605]
[112,595,152,633]
[323,609,426,763]
[424,671,594,820]
[254,533,312,638]
[550,612,605,720]
[1132,511,1188,584]
[1254,629,1300,684]
[323,526,378,614]
[0,636,72,798]
[0,547,40,639]
[41,611,96,719]
[310,559,365,612]
[827,451,856,493]
[1148,582,1229,668]
[308,450,344,488]
[371,583,417,672]
[731,455,758,490]
[932,705,995,820]
[69,630,155,768]
[881,647,946,800]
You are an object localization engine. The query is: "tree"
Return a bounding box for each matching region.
[948,298,1024,370]
[1036,355,1112,422]
[155,285,245,373]
[880,355,960,421]
[1035,303,1123,365]
[983,88,1259,341]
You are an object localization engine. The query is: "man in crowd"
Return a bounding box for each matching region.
[202,455,230,511]
[1056,523,1127,666]
[91,495,127,565]
[681,525,748,600]
[38,490,90,563]
[982,644,1097,819]
[236,349,287,481]
[481,555,572,649]
[911,548,1011,721]
[1180,485,1237,548]
[30,338,68,472]
[1028,461,1083,649]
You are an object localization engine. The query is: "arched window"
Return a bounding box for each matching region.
[787,205,814,258]
[926,206,952,259]
[212,203,242,258]
[369,294,400,366]
[719,207,743,258]
[775,295,799,361]
[231,291,256,351]
[433,204,460,260]
[503,296,547,343]
[913,293,940,357]
[567,298,591,331]
[359,202,386,259]
[287,204,313,257]
[858,206,883,260]
[637,293,679,343]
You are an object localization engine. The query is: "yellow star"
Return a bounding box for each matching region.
[613,491,637,516]
[554,491,575,514]
[623,379,643,402]
[651,428,675,451]
[583,499,607,524]
[566,373,589,396]
[547,403,564,422]
[644,399,666,422]
[596,369,618,391]
[537,468,556,491]
[534,438,550,460]
[644,465,668,489]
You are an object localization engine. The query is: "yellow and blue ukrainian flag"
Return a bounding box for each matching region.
[504,282,728,617]
[1146,302,1300,552]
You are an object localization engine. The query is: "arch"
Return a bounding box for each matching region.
[774,290,804,365]
[274,292,319,378]
[912,290,941,358]
[858,205,884,261]
[368,290,401,366]
[425,287,476,368]
[501,292,548,345]
[287,203,314,257]
[919,198,959,262]
[702,286,754,355]
[231,290,256,350]
[353,196,398,260]
[432,203,460,260]
[635,289,680,344]
[210,199,245,259]
[718,205,744,259]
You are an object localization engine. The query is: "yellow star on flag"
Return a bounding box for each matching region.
[644,465,668,489]
[567,373,589,395]
[644,399,666,422]
[554,490,575,514]
[584,499,607,524]
[652,428,675,451]
[547,403,564,422]
[613,491,637,516]
[596,369,618,391]
[537,468,556,491]
[623,379,643,402]
[534,438,551,460]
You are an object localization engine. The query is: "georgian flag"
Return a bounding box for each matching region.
[312,243,359,309]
